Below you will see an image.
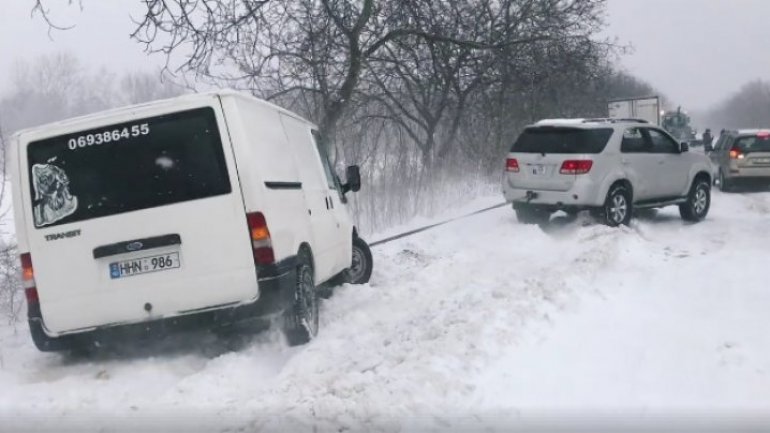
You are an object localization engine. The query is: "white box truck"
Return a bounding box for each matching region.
[608,96,661,125]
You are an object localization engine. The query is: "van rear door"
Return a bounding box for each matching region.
[20,104,257,334]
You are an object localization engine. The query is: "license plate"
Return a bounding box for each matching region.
[109,252,181,279]
[531,164,546,175]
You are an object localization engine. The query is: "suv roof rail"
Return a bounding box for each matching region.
[582,118,650,124]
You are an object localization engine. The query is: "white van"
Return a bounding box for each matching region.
[9,90,373,351]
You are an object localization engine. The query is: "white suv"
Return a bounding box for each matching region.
[502,118,713,226]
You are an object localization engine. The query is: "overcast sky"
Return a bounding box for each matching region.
[1,0,769,111]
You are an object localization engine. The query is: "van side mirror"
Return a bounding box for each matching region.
[680,142,689,153]
[342,165,361,194]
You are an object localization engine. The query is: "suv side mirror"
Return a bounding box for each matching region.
[680,142,689,153]
[341,165,361,194]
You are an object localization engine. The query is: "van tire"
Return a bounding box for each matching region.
[282,251,319,346]
[321,237,373,297]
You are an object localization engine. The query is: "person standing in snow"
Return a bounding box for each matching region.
[702,128,714,151]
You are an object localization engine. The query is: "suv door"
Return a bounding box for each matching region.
[710,135,726,165]
[620,127,657,201]
[645,128,690,197]
[716,135,735,174]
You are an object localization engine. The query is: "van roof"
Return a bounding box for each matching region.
[11,89,317,140]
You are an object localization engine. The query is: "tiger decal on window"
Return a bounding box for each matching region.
[31,163,78,227]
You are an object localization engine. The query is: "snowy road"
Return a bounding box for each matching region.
[3,191,770,431]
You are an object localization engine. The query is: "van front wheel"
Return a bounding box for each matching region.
[283,253,319,346]
[319,237,373,298]
[347,237,373,285]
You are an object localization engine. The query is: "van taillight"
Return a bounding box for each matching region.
[729,147,745,159]
[506,158,520,172]
[560,160,593,175]
[20,253,39,304]
[246,212,275,266]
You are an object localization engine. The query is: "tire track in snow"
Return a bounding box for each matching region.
[229,212,639,432]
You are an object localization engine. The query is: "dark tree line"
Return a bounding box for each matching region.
[703,80,770,130]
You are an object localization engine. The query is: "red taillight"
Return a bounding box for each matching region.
[758,131,770,139]
[246,212,275,266]
[20,253,38,304]
[506,158,520,172]
[729,147,744,159]
[560,160,593,175]
[25,287,39,304]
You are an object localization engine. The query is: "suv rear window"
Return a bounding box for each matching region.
[511,127,614,154]
[27,107,231,228]
[734,135,770,153]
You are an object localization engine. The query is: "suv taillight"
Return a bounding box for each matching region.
[560,160,593,175]
[506,158,520,173]
[729,147,745,159]
[20,253,38,304]
[246,212,275,266]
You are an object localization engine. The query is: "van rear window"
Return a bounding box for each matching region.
[27,107,231,228]
[511,127,614,154]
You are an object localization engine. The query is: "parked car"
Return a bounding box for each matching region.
[502,118,713,226]
[710,129,770,191]
[10,90,373,352]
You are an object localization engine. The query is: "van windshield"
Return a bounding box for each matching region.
[27,107,231,228]
[511,127,614,154]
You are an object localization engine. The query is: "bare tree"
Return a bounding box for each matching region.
[0,122,22,324]
[119,0,567,144]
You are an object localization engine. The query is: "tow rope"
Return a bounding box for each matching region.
[369,202,509,247]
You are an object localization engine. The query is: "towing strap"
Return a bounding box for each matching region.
[370,202,508,247]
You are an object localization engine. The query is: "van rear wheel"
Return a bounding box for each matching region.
[283,252,319,346]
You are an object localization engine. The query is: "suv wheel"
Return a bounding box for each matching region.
[598,184,632,227]
[283,251,319,346]
[718,170,732,192]
[679,179,711,222]
[514,204,551,225]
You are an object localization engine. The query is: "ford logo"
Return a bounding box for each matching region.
[126,241,144,252]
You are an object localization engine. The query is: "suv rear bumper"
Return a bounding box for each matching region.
[503,179,605,209]
[724,166,770,179]
[27,257,298,352]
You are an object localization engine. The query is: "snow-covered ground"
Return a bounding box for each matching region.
[3,190,770,432]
